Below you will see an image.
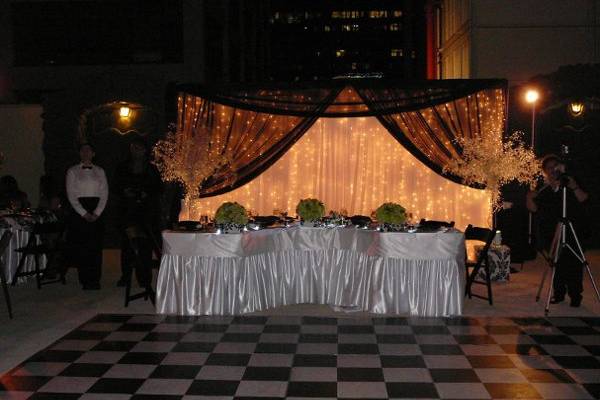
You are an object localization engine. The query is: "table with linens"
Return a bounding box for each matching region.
[156,225,466,317]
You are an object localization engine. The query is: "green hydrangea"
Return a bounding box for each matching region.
[296,198,325,222]
[215,202,249,225]
[375,202,407,224]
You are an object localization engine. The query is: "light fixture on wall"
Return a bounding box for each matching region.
[119,105,131,118]
[568,101,585,117]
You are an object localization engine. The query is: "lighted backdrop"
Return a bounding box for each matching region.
[184,117,491,229]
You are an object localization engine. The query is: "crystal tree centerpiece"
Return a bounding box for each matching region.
[444,131,540,211]
[296,198,325,227]
[153,123,233,217]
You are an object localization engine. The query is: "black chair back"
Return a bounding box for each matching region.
[350,215,372,227]
[464,224,495,305]
[419,219,455,229]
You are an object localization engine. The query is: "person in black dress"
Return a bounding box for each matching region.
[526,154,589,307]
[114,137,162,288]
[66,143,108,290]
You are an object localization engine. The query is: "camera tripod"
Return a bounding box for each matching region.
[535,183,600,315]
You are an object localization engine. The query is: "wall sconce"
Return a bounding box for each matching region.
[568,101,585,117]
[119,105,131,118]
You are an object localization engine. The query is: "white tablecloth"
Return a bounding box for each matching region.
[156,226,465,317]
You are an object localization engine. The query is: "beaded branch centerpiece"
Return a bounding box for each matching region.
[444,131,541,211]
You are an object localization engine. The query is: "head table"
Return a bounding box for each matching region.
[156,225,465,317]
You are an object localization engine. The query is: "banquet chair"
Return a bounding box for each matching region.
[0,230,14,319]
[419,219,455,229]
[464,224,495,305]
[12,221,67,289]
[124,225,161,307]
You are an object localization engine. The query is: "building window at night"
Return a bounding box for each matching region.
[391,48,403,57]
[342,24,351,32]
[336,49,346,57]
[393,10,403,17]
[390,23,400,31]
[369,10,388,18]
[324,25,331,32]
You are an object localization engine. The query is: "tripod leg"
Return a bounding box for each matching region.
[584,262,600,302]
[536,267,548,302]
[544,266,556,316]
[565,221,600,302]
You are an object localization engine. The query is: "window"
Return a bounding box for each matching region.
[369,10,388,18]
[342,24,351,32]
[390,48,403,57]
[336,49,346,57]
[390,23,400,31]
[332,10,362,19]
[393,10,403,17]
[351,62,357,70]
[342,24,359,32]
[324,25,331,32]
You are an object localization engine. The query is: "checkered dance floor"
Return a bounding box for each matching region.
[1,314,599,399]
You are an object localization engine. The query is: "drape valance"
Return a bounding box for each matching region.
[175,79,507,197]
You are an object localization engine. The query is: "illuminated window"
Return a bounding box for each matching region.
[273,12,280,20]
[335,49,346,57]
[352,24,359,31]
[390,23,400,31]
[411,50,416,58]
[369,10,388,18]
[393,10,402,17]
[324,25,331,31]
[332,11,340,18]
[342,24,351,32]
[351,62,357,70]
[390,48,403,57]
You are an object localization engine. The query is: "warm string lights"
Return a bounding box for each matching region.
[185,116,491,229]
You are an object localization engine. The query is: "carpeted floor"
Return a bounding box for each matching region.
[1,313,599,399]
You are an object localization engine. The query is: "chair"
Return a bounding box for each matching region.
[124,225,161,307]
[350,215,372,227]
[419,219,455,229]
[0,230,14,319]
[464,224,495,305]
[12,221,67,289]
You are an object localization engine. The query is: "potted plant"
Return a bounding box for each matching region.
[296,198,325,227]
[214,202,249,233]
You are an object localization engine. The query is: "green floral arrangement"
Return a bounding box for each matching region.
[296,198,325,222]
[214,202,249,225]
[375,202,407,225]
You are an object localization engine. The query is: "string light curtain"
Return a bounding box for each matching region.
[177,87,343,196]
[355,85,506,182]
[173,79,506,225]
[185,117,491,229]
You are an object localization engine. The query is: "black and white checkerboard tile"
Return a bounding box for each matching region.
[1,314,599,399]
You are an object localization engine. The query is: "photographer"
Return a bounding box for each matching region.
[526,154,589,307]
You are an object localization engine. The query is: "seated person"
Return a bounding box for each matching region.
[0,175,30,210]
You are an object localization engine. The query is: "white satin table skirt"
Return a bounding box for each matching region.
[156,226,465,317]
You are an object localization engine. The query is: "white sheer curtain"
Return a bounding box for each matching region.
[185,117,491,230]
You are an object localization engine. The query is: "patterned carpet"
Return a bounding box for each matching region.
[0,314,599,399]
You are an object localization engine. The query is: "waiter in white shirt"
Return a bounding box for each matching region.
[66,143,108,290]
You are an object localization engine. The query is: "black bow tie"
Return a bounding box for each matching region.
[82,165,92,170]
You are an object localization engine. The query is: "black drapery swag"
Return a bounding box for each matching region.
[175,79,507,197]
